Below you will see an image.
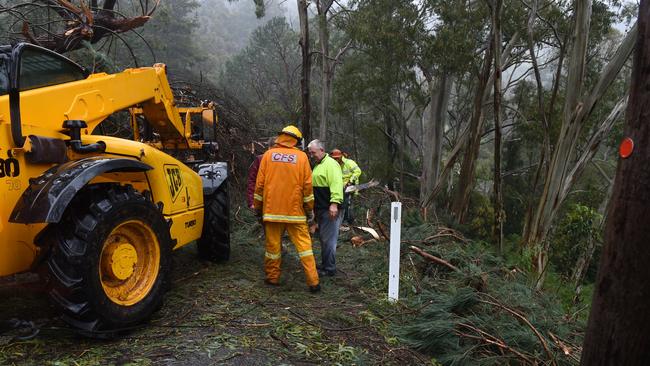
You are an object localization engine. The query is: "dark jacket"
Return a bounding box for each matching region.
[247,155,263,208]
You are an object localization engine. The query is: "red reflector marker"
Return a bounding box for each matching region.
[619,137,634,159]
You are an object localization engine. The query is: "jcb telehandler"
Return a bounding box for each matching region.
[0,43,230,335]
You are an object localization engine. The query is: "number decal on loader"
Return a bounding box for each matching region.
[5,179,21,191]
[0,158,20,178]
[164,165,183,202]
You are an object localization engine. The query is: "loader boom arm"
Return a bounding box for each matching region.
[1,43,212,151]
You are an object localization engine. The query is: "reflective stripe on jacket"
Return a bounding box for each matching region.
[341,157,362,185]
[312,154,343,210]
[254,134,314,223]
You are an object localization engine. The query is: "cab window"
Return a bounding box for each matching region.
[19,48,86,91]
[0,57,8,96]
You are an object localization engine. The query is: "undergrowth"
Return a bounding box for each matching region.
[393,223,585,365]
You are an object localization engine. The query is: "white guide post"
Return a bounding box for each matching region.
[388,202,402,302]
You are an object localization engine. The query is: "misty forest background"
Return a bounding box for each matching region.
[0,0,640,364]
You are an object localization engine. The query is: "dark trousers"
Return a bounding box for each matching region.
[342,192,354,225]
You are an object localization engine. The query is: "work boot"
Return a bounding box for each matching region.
[264,279,280,286]
[309,284,321,293]
[317,269,335,277]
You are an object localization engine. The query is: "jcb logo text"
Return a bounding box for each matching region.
[164,165,183,202]
[0,158,20,178]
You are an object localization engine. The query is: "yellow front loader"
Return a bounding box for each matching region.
[0,43,230,335]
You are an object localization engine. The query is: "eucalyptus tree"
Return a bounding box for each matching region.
[219,17,301,126]
[297,0,312,141]
[344,0,493,205]
[343,0,425,191]
[520,0,636,278]
[418,0,492,214]
[315,0,352,142]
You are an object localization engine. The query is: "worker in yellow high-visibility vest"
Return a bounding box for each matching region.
[331,149,362,225]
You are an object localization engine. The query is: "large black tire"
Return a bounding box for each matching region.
[197,182,230,262]
[38,184,172,336]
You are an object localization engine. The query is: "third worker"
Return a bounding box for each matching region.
[330,149,362,225]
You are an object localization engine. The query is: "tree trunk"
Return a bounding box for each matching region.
[451,35,493,223]
[421,33,520,210]
[317,2,333,142]
[491,0,504,252]
[581,1,650,362]
[420,73,452,210]
[298,0,311,141]
[523,13,637,281]
[524,0,592,258]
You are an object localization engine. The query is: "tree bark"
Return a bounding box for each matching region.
[491,0,504,252]
[451,35,493,223]
[421,33,520,210]
[317,1,333,141]
[524,0,592,258]
[298,0,312,142]
[581,1,650,362]
[420,73,452,210]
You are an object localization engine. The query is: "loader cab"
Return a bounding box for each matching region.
[2,43,89,147]
[0,46,10,96]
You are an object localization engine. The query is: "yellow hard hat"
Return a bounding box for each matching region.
[280,125,303,140]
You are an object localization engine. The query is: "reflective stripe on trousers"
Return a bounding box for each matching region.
[263,222,319,286]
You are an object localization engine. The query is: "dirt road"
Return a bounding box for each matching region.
[0,223,426,365]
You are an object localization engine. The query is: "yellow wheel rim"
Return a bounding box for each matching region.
[99,220,160,306]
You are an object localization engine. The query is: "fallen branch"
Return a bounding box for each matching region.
[479,294,556,365]
[285,300,436,333]
[381,185,401,201]
[350,236,376,247]
[409,246,460,272]
[286,309,367,331]
[376,221,390,241]
[270,331,291,349]
[215,352,243,363]
[456,322,535,364]
[366,208,375,227]
[549,332,580,363]
[353,226,381,240]
[423,227,469,243]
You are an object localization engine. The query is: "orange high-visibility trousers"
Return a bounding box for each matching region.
[264,222,319,287]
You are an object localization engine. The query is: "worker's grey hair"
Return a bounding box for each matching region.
[267,136,276,147]
[307,139,325,151]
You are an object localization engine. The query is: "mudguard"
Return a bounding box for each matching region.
[197,162,228,196]
[10,156,152,223]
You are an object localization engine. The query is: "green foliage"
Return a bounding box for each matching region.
[219,16,300,126]
[196,0,289,79]
[403,208,425,227]
[397,233,584,365]
[465,193,495,241]
[136,0,203,73]
[550,204,603,281]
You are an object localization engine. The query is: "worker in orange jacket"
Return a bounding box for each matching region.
[253,125,320,293]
